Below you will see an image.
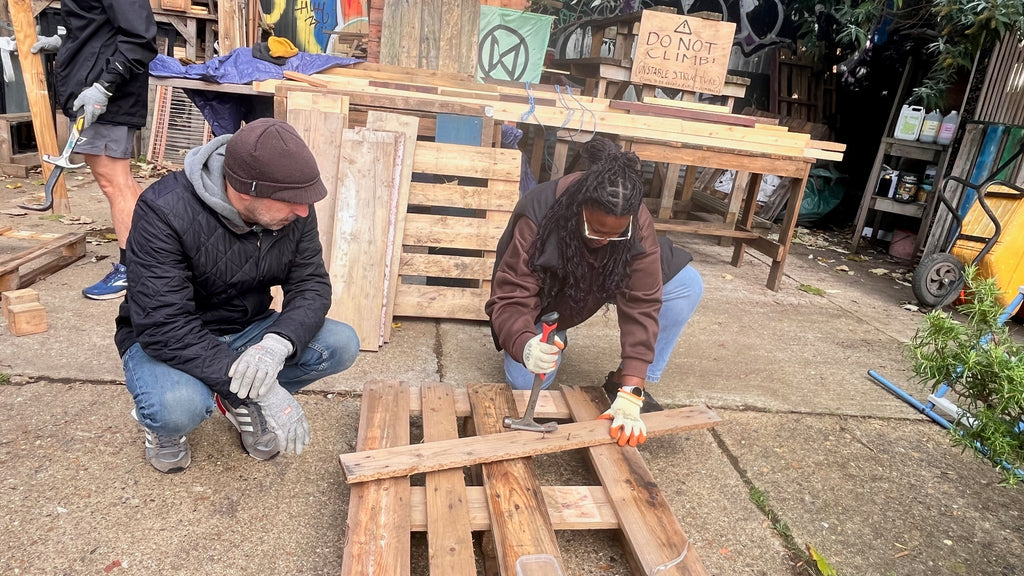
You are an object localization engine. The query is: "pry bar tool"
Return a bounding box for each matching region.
[503,311,560,433]
[20,113,87,211]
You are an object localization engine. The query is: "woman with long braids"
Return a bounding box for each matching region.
[486,136,703,447]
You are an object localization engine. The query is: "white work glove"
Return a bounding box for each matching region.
[30,34,62,53]
[522,332,564,374]
[256,382,310,455]
[72,82,113,128]
[598,389,647,447]
[229,333,293,400]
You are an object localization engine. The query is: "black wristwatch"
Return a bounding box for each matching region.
[621,385,645,399]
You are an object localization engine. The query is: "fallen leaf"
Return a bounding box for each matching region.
[894,550,910,558]
[0,209,27,216]
[798,284,826,296]
[103,559,122,573]
[835,265,850,273]
[901,303,920,312]
[721,273,733,280]
[846,254,869,262]
[868,268,890,275]
[5,183,22,189]
[807,545,837,576]
[59,215,94,225]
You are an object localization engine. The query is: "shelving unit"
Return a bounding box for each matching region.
[850,137,951,258]
[850,58,952,262]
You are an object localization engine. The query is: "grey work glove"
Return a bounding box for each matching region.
[256,382,310,455]
[228,332,293,400]
[30,34,62,53]
[72,83,113,128]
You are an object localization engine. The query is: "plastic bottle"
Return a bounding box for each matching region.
[936,110,959,145]
[894,105,925,140]
[918,109,942,143]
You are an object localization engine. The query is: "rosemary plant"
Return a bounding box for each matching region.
[909,266,1024,485]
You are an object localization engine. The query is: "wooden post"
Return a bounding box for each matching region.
[7,0,72,214]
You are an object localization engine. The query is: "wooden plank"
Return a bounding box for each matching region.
[421,383,476,575]
[398,0,420,69]
[398,252,494,279]
[340,381,411,576]
[562,386,709,576]
[285,92,348,276]
[329,129,403,351]
[640,96,731,114]
[410,485,620,531]
[412,141,521,180]
[610,100,757,127]
[379,0,403,66]
[392,284,489,320]
[420,0,441,70]
[365,112,419,344]
[401,213,509,251]
[8,0,71,214]
[338,401,723,483]
[408,181,519,211]
[457,0,480,76]
[468,383,565,574]
[438,0,463,74]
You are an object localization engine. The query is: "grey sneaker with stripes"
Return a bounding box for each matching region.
[131,408,191,474]
[215,395,280,461]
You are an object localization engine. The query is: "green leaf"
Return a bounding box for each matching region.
[807,545,837,576]
[798,284,826,296]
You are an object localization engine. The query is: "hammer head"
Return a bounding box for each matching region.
[502,416,558,433]
[42,154,86,170]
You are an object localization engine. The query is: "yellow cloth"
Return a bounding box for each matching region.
[268,36,299,58]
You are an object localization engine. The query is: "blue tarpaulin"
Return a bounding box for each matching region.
[149,51,360,135]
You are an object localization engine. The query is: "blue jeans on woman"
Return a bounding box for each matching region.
[124,314,359,437]
[503,264,704,390]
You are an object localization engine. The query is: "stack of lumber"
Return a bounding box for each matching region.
[255,64,845,164]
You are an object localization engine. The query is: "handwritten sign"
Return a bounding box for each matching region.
[630,11,735,95]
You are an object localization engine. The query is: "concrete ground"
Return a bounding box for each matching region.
[2,168,1023,576]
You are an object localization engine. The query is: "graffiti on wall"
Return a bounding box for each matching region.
[260,0,367,54]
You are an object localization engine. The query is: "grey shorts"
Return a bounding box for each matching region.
[71,121,137,159]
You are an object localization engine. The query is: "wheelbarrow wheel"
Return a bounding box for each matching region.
[913,253,965,308]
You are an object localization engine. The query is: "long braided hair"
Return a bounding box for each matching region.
[528,137,645,315]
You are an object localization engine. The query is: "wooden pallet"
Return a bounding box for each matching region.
[0,227,86,291]
[339,382,720,575]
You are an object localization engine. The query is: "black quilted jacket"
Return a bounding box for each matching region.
[114,171,331,398]
[55,0,157,127]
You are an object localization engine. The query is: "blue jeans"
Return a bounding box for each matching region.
[504,264,704,389]
[124,314,359,436]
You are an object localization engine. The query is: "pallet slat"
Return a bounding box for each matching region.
[340,381,412,576]
[562,386,709,576]
[339,397,723,483]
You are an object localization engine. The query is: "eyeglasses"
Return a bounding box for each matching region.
[581,210,632,241]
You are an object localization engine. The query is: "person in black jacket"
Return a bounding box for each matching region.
[31,0,157,300]
[114,119,360,473]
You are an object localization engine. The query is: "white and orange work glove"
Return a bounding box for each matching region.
[599,388,647,447]
[522,332,565,374]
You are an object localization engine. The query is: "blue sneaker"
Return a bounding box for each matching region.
[82,263,128,300]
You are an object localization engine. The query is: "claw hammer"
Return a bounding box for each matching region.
[503,311,560,433]
[20,113,87,211]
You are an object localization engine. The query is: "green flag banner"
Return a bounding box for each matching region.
[477,7,553,84]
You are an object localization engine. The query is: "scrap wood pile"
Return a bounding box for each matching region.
[259,64,847,351]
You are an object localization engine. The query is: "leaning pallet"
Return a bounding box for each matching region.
[339,382,721,575]
[0,227,86,292]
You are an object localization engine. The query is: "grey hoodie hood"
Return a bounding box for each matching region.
[184,134,250,234]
